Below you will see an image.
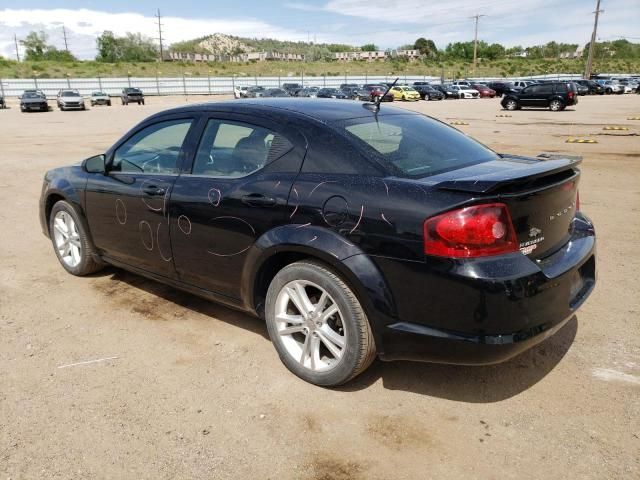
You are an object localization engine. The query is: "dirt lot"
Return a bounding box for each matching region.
[1,94,639,479]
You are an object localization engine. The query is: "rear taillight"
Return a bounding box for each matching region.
[424,203,518,258]
[568,91,574,99]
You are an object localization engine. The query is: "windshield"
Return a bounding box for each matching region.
[62,91,79,96]
[23,93,42,98]
[339,114,498,178]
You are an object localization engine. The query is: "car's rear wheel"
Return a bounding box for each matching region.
[504,99,518,110]
[549,99,563,111]
[265,261,376,386]
[49,201,103,276]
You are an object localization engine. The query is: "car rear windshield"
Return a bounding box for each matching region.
[338,114,498,178]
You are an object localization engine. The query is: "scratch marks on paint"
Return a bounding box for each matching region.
[178,215,192,235]
[157,223,172,262]
[382,180,389,197]
[139,221,153,251]
[289,187,299,219]
[337,237,355,247]
[381,212,393,226]
[308,236,317,243]
[115,198,127,225]
[308,180,337,198]
[206,216,256,257]
[139,179,164,212]
[295,222,311,229]
[274,180,281,189]
[349,205,364,235]
[208,187,222,207]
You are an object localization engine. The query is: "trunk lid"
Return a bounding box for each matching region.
[425,155,581,259]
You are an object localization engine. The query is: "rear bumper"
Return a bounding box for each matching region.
[373,213,596,364]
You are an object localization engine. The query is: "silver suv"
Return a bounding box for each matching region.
[56,89,86,111]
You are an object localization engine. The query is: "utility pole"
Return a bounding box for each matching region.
[584,0,604,79]
[62,25,69,52]
[470,14,486,73]
[14,33,20,61]
[155,9,165,62]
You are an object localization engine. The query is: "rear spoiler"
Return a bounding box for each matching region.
[435,154,582,194]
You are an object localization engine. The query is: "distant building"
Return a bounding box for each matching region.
[333,49,422,62]
[508,51,528,58]
[560,46,585,59]
[165,51,306,63]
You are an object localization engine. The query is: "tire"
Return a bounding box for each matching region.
[504,99,518,111]
[425,94,430,101]
[605,88,612,95]
[401,95,406,101]
[107,101,111,106]
[549,99,563,111]
[265,260,376,387]
[49,200,104,276]
[141,100,145,105]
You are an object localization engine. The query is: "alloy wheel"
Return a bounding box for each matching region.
[52,210,82,268]
[274,280,346,372]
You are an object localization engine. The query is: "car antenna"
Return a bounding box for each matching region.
[364,77,399,112]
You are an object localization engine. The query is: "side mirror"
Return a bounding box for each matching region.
[82,154,106,174]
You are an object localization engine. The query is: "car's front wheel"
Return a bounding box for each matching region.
[265,261,376,386]
[49,201,103,276]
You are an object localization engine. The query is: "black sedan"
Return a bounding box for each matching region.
[260,88,290,97]
[413,85,444,100]
[20,91,49,112]
[317,88,349,99]
[431,84,458,99]
[39,99,596,386]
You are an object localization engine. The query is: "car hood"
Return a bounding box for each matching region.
[22,97,46,103]
[60,96,82,102]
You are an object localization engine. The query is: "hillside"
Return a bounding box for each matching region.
[169,33,353,58]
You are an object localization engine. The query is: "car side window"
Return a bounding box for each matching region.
[538,84,554,94]
[112,119,193,174]
[192,119,293,177]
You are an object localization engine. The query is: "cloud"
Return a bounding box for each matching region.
[0,8,307,59]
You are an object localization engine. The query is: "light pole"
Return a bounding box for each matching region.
[208,70,212,95]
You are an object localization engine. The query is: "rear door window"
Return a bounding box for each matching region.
[339,114,498,178]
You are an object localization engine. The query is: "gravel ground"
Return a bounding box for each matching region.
[0,93,638,479]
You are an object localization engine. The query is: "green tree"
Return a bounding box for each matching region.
[361,43,378,52]
[95,31,158,62]
[414,38,437,57]
[20,31,48,60]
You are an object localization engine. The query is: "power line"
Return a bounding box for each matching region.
[470,14,486,72]
[155,8,165,61]
[584,0,604,79]
[14,33,20,62]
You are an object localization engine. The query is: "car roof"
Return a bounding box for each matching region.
[155,98,421,123]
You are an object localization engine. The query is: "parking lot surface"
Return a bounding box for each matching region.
[1,94,638,479]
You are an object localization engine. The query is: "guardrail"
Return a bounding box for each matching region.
[0,73,592,98]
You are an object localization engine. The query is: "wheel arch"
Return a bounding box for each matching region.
[241,225,398,345]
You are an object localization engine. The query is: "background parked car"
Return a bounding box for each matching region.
[432,84,458,99]
[574,80,604,95]
[599,80,624,94]
[20,91,49,112]
[261,88,290,97]
[574,83,590,96]
[282,83,303,96]
[486,81,520,97]
[234,86,251,99]
[471,84,496,98]
[340,86,361,99]
[121,88,144,105]
[317,88,349,99]
[245,86,266,98]
[0,95,5,109]
[362,85,394,102]
[296,87,320,98]
[451,85,480,99]
[513,80,538,89]
[389,86,420,101]
[90,91,111,106]
[413,84,444,100]
[501,82,578,111]
[339,83,360,90]
[56,89,86,111]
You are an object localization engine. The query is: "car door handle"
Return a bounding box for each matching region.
[242,194,276,207]
[142,186,166,196]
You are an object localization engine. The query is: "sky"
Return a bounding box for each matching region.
[0,0,638,60]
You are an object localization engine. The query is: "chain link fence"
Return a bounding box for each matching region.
[0,73,586,99]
